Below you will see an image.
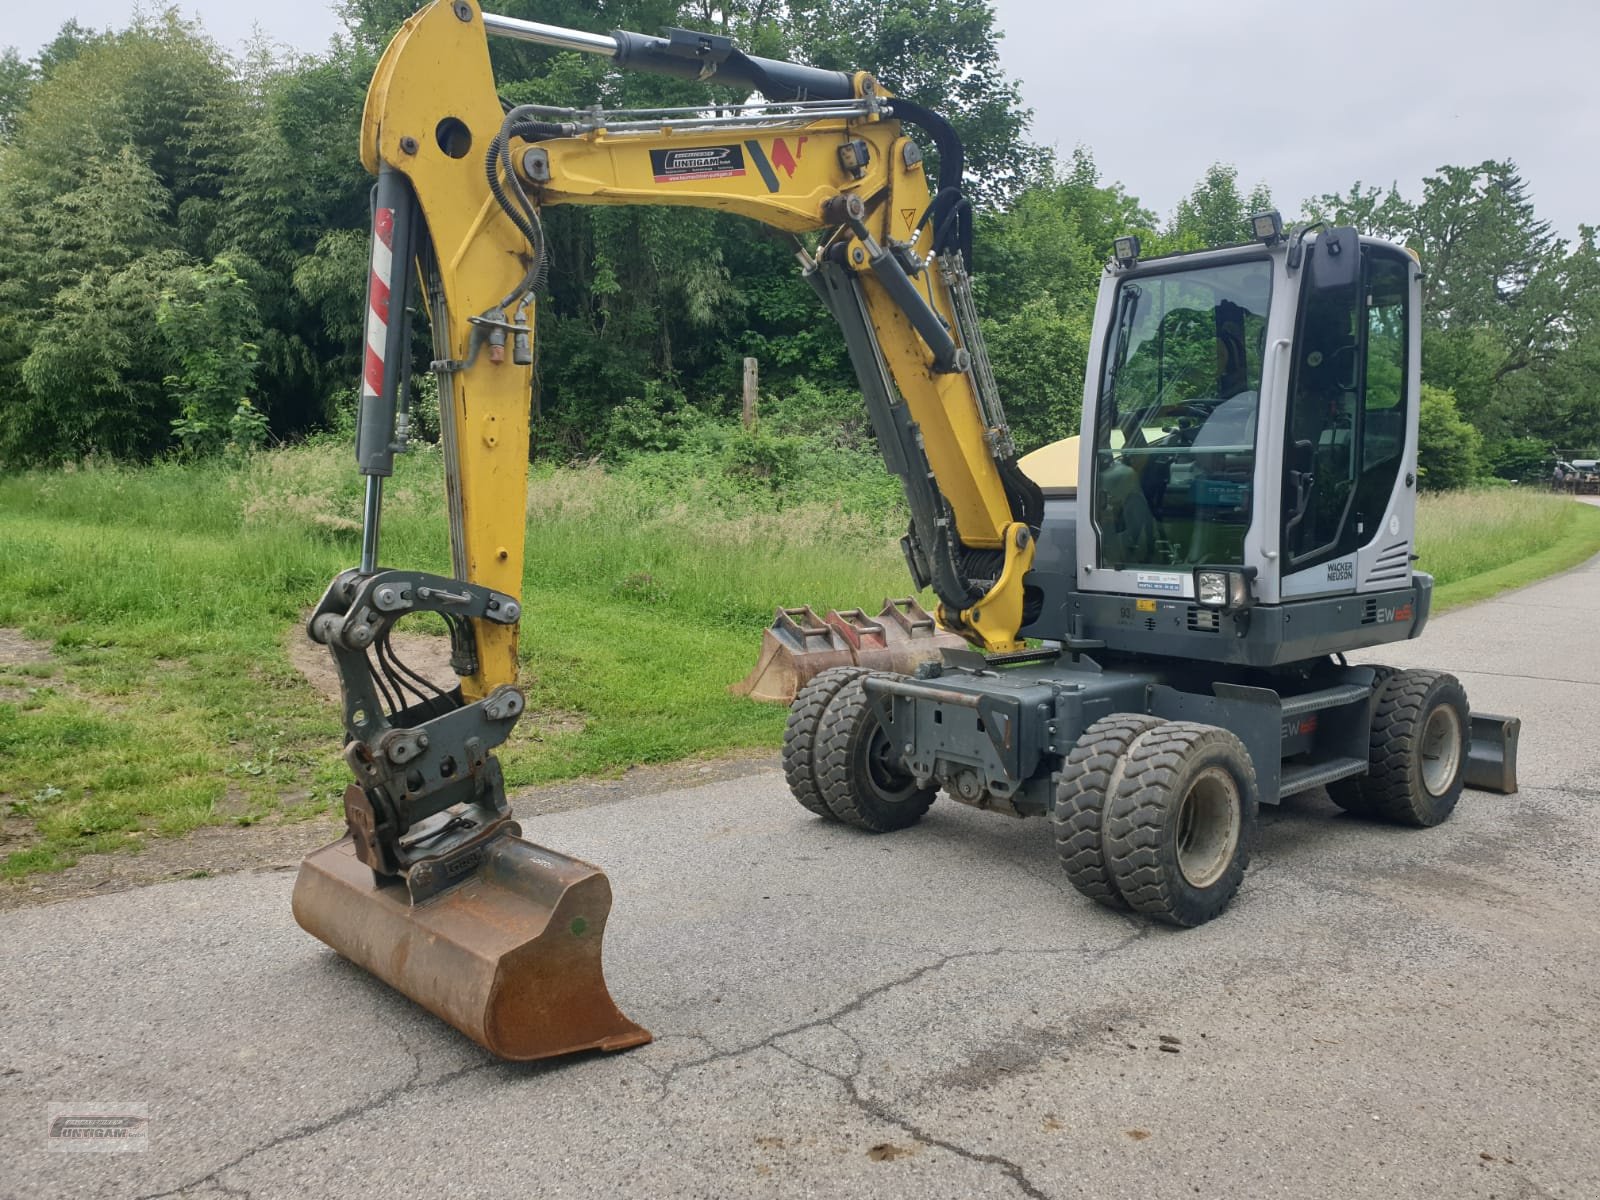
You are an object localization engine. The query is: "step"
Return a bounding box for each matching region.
[1278,756,1369,797]
[1278,683,1371,720]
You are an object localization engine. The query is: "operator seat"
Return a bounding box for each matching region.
[1097,456,1158,565]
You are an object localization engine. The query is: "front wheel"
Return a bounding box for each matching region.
[1053,713,1164,909]
[1103,721,1259,928]
[813,674,936,832]
[1328,669,1469,827]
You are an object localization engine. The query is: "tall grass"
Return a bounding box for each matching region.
[1414,487,1593,587]
[0,442,911,876]
[1,450,1596,879]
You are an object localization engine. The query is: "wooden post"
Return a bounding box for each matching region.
[742,357,758,430]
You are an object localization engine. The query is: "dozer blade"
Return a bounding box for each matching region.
[1464,711,1520,794]
[293,833,651,1061]
[730,605,855,703]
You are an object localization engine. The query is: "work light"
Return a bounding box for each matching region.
[1194,567,1256,611]
[1251,210,1283,246]
[1113,235,1140,267]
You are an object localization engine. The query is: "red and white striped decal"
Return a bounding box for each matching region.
[362,207,395,401]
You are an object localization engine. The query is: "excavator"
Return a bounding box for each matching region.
[293,0,1521,1062]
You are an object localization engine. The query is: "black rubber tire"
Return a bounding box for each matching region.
[1327,668,1469,827]
[782,666,872,819]
[1052,713,1164,909]
[814,673,937,832]
[1104,721,1259,928]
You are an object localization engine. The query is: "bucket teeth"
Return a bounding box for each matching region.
[731,597,966,705]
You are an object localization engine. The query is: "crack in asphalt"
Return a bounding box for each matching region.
[137,931,1154,1198]
[134,1040,499,1200]
[641,927,1153,1198]
[650,927,1153,1096]
[773,1043,1051,1200]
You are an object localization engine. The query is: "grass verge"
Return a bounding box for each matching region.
[1421,493,1600,612]
[0,442,909,877]
[0,455,1594,881]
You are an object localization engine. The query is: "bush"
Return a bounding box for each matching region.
[1486,435,1551,484]
[1416,384,1484,491]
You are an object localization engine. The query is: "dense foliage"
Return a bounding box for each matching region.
[1,2,1596,490]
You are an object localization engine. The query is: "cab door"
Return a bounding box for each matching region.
[1279,241,1419,598]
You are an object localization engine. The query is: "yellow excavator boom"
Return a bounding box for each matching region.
[294,0,1045,1061]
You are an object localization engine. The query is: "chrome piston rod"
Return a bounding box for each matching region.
[480,10,855,102]
[482,13,618,56]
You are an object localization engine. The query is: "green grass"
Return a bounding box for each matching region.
[1417,489,1600,611]
[0,443,909,876]
[1,451,1595,880]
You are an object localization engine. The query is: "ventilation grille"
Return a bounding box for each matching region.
[1362,597,1379,625]
[1363,539,1412,588]
[1186,606,1220,633]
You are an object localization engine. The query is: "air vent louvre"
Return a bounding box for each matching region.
[1363,540,1413,587]
[1186,607,1220,633]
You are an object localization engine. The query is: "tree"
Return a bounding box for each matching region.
[777,0,1043,206]
[31,19,111,78]
[0,149,183,463]
[1302,181,1412,242]
[969,149,1158,448]
[0,15,256,465]
[217,37,373,433]
[0,49,33,142]
[158,258,264,456]
[1410,161,1569,433]
[1169,163,1273,250]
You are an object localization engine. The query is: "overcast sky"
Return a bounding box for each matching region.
[7,0,1595,239]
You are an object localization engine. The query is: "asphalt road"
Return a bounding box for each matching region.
[4,557,1599,1200]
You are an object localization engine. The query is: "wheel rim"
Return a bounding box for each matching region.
[1175,766,1241,889]
[862,725,921,805]
[1420,704,1463,796]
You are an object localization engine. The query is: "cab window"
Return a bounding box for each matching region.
[1282,247,1411,568]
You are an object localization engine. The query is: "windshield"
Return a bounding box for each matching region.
[1092,259,1273,571]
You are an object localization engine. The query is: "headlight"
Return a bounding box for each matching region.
[1193,567,1256,611]
[1196,570,1229,607]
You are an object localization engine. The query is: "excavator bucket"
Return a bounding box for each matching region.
[293,828,651,1061]
[851,598,960,681]
[730,605,856,703]
[733,597,967,705]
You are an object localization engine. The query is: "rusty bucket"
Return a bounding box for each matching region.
[293,834,651,1061]
[732,597,968,705]
[831,598,967,678]
[730,605,856,704]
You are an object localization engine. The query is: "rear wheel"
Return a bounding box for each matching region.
[814,674,936,832]
[1053,713,1163,909]
[782,666,871,819]
[1328,668,1468,827]
[1104,721,1259,927]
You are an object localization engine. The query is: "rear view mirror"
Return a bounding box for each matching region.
[1307,226,1361,294]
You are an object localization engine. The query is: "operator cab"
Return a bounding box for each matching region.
[1031,219,1428,666]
